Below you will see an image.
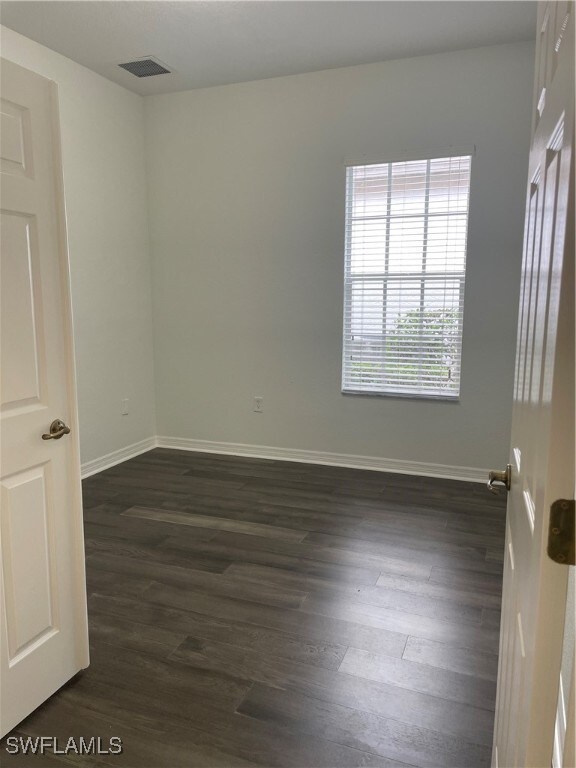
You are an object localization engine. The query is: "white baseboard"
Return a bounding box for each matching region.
[156,435,488,483]
[81,434,488,483]
[81,437,158,479]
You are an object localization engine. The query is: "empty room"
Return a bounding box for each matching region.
[0,1,574,766]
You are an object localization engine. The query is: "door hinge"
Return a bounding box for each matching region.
[547,499,575,565]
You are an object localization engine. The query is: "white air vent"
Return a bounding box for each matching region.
[118,57,171,78]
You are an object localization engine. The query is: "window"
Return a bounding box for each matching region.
[342,154,471,398]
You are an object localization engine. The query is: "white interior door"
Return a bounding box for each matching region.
[492,3,574,767]
[0,58,89,737]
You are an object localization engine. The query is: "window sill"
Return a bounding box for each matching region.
[341,388,460,402]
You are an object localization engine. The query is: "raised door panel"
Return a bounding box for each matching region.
[0,465,58,661]
[0,212,45,411]
[0,98,33,178]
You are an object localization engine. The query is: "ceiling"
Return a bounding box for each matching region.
[0,1,537,96]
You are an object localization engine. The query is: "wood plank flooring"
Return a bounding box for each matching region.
[3,448,506,767]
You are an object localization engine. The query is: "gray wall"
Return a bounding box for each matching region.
[146,41,534,471]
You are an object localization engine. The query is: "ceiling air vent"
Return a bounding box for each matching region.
[118,57,171,78]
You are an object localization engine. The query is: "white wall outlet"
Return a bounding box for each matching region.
[253,396,264,413]
[121,398,129,415]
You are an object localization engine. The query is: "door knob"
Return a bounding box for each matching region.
[487,464,511,494]
[42,419,71,440]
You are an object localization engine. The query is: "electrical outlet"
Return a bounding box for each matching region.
[121,398,129,416]
[253,396,263,413]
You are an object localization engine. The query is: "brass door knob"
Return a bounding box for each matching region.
[487,464,512,494]
[42,419,71,440]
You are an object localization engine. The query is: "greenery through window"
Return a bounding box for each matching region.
[342,155,471,398]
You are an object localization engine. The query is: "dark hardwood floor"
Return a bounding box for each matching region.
[4,448,506,767]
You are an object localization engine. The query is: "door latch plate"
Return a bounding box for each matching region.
[547,499,575,565]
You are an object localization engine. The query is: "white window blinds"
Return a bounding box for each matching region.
[342,155,471,398]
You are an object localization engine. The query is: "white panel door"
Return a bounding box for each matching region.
[0,58,89,737]
[492,4,574,767]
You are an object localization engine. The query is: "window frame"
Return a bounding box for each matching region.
[341,149,474,401]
